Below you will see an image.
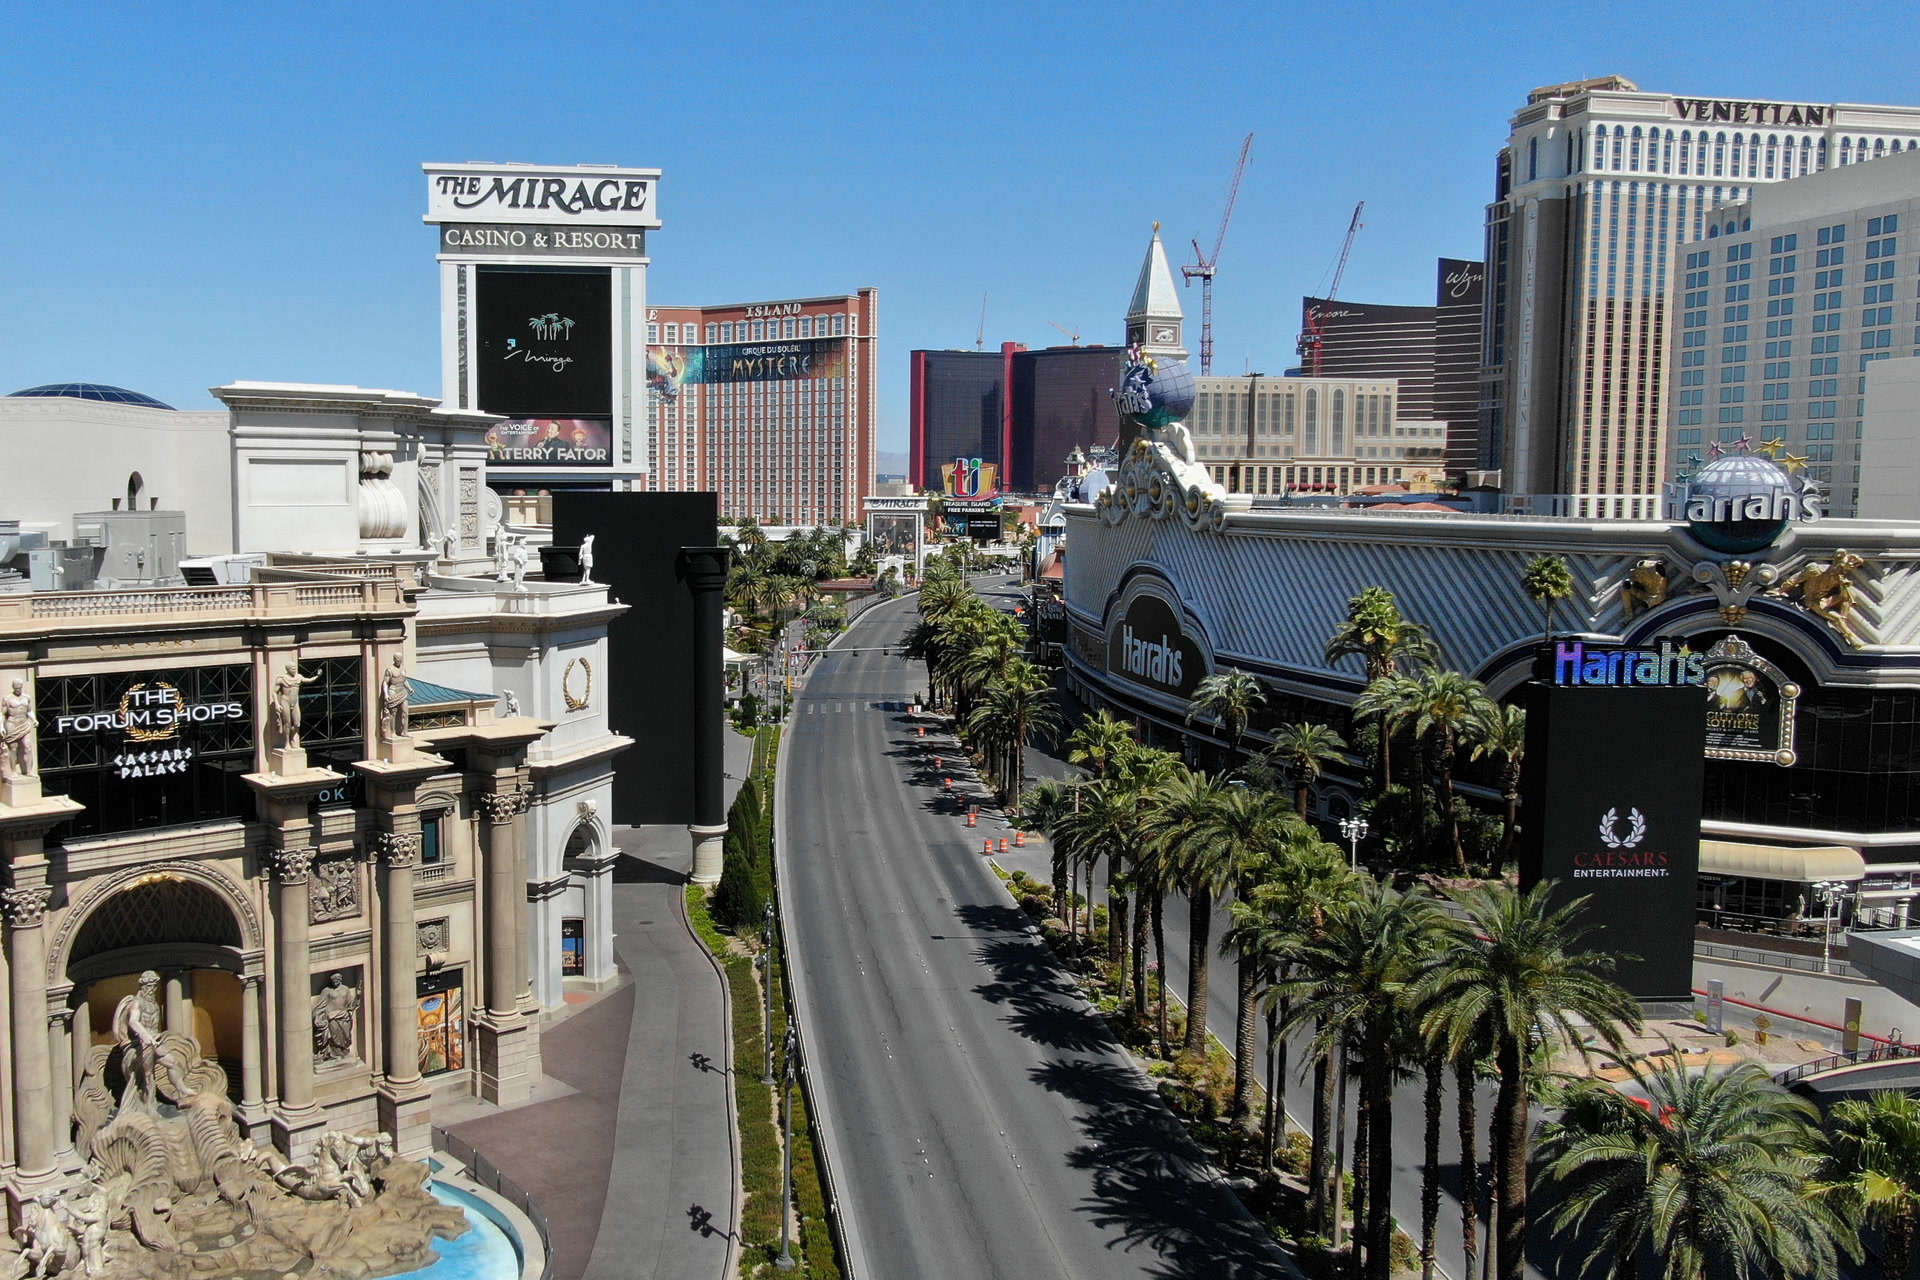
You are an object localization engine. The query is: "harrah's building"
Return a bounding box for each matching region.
[644,293,878,525]
[1480,77,1920,518]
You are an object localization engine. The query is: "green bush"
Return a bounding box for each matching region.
[712,833,764,929]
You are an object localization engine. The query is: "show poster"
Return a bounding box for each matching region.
[1699,634,1800,765]
[485,418,612,467]
[866,514,921,561]
[1518,679,1706,1001]
[475,266,612,419]
[647,339,845,395]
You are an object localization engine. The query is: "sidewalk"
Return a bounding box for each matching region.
[441,730,752,1280]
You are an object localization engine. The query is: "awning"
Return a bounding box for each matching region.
[1700,840,1866,883]
[723,647,753,665]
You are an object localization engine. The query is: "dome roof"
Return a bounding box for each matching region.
[7,383,175,410]
[1694,453,1791,488]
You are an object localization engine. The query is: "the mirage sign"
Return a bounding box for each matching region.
[424,163,663,228]
[1104,590,1209,700]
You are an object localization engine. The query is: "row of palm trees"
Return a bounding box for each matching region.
[1026,729,1906,1280]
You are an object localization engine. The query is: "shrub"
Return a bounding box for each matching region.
[712,833,764,929]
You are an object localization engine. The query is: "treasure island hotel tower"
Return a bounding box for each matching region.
[1480,76,1920,518]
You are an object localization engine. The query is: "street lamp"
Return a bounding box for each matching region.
[1338,815,1369,872]
[1813,879,1849,975]
[777,1025,799,1270]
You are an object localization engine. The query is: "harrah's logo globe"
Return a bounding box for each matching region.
[1664,452,1824,554]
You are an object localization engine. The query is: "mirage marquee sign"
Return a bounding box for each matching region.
[423,163,663,228]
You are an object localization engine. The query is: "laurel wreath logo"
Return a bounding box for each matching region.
[1598,807,1648,849]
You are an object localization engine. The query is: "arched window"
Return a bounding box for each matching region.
[1331,389,1346,454]
[1593,126,1608,171]
[1713,131,1726,176]
[1630,126,1643,170]
[1875,137,1887,158]
[1731,132,1744,177]
[1304,389,1318,453]
[1528,136,1538,181]
[1612,125,1626,170]
[1818,137,1828,170]
[1765,134,1777,178]
[1841,137,1854,165]
[797,316,813,338]
[1679,129,1693,175]
[1662,128,1674,174]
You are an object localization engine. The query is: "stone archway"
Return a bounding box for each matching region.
[65,877,252,1106]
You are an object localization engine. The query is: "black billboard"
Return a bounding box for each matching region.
[1518,677,1706,1001]
[475,266,612,420]
[553,493,718,824]
[1104,592,1207,701]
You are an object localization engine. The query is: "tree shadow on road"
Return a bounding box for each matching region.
[1030,1057,1293,1280]
[956,904,1115,1056]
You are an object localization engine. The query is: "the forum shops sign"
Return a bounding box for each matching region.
[1104,591,1208,701]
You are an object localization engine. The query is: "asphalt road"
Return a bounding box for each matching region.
[777,582,1292,1280]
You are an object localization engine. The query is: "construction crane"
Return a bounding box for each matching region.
[975,292,988,350]
[1048,321,1081,346]
[1181,132,1254,376]
[1296,201,1365,376]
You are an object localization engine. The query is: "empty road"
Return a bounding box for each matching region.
[777,583,1290,1280]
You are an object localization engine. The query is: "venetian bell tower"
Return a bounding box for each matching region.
[1124,223,1188,365]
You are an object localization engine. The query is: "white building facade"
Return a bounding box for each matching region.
[1186,375,1447,494]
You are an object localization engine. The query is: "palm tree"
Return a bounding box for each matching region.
[1264,722,1348,818]
[1185,670,1268,761]
[1522,554,1576,642]
[1141,768,1235,1058]
[1409,669,1495,873]
[1820,1089,1920,1278]
[1280,878,1445,1277]
[1415,882,1642,1280]
[966,658,1059,811]
[1325,585,1439,681]
[1353,672,1423,797]
[1067,709,1135,781]
[1021,779,1078,921]
[1470,702,1527,863]
[1539,1061,1854,1280]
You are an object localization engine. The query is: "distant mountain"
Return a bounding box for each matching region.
[876,449,908,476]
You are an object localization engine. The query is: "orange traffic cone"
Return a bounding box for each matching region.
[983,839,993,854]
[966,812,977,828]
[1014,831,1026,847]
[998,838,1009,853]
[943,778,952,789]
[935,756,944,768]
[917,726,925,737]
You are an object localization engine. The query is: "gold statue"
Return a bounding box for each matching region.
[1771,549,1867,646]
[1619,559,1670,619]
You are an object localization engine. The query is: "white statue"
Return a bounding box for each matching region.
[111,969,165,1114]
[443,525,459,560]
[504,536,530,592]
[494,535,511,582]
[0,678,33,781]
[579,534,596,584]
[378,653,409,743]
[312,971,361,1063]
[16,1193,77,1280]
[55,1188,107,1278]
[499,690,520,717]
[270,661,319,750]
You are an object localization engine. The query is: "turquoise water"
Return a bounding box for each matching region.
[397,1183,523,1280]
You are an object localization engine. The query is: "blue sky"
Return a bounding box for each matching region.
[6,1,1920,454]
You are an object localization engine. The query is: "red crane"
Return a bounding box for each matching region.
[1296,201,1365,376]
[1182,133,1253,375]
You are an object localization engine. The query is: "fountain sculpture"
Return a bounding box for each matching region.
[8,971,467,1279]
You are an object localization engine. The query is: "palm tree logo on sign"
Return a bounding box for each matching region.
[527,314,574,341]
[1597,807,1647,849]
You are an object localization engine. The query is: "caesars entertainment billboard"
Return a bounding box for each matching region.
[1519,642,1708,1001]
[475,266,612,466]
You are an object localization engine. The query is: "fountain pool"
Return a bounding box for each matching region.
[405,1183,524,1280]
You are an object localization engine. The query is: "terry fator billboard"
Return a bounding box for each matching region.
[1518,641,1707,1002]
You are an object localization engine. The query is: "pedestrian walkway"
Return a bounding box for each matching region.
[440,730,752,1280]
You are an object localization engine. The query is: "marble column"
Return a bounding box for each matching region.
[268,847,316,1115]
[375,829,422,1089]
[4,881,55,1181]
[239,973,264,1111]
[164,969,193,1038]
[479,789,521,1020]
[48,1004,73,1162]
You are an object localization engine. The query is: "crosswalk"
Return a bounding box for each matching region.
[799,700,915,714]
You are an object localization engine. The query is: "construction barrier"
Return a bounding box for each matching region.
[983,839,993,855]
[998,838,1008,853]
[965,812,977,828]
[1013,831,1026,847]
[917,726,925,737]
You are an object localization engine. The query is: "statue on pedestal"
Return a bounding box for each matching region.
[270,661,319,750]
[312,971,361,1063]
[378,654,410,743]
[579,534,596,584]
[1,678,35,781]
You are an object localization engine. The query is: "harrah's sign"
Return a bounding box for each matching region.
[424,164,663,229]
[1671,98,1830,127]
[1120,626,1184,687]
[1546,640,1707,688]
